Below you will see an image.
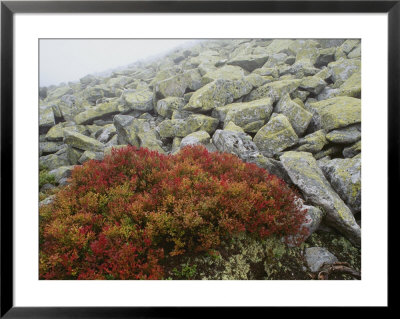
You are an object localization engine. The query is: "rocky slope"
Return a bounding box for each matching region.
[39,39,361,278]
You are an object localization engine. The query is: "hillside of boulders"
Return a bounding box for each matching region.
[39,39,361,279]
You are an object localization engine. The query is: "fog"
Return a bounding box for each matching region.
[39,39,199,87]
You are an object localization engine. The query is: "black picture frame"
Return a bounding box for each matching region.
[1,1,395,317]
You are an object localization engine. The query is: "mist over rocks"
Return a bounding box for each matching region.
[39,38,362,255]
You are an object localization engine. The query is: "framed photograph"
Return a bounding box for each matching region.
[1,0,395,316]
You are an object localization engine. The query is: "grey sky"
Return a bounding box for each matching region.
[39,39,198,87]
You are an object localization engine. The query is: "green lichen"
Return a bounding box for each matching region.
[280,151,360,244]
[247,79,301,102]
[45,123,66,141]
[159,115,218,138]
[201,65,246,85]
[328,58,361,88]
[224,98,273,130]
[155,69,202,98]
[74,101,121,125]
[253,114,299,157]
[309,96,361,131]
[242,120,265,133]
[297,130,328,153]
[223,121,245,133]
[155,97,185,118]
[64,130,105,152]
[336,72,361,98]
[185,79,252,112]
[275,94,313,135]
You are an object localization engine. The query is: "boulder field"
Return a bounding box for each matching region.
[39,39,362,274]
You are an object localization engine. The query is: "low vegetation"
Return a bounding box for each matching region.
[39,165,56,189]
[39,145,308,279]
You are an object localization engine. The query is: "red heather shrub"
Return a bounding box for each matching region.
[39,145,308,279]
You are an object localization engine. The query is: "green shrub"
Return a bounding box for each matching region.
[171,261,197,279]
[39,169,56,189]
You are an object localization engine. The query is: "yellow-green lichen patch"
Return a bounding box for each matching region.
[299,76,327,95]
[83,85,111,104]
[39,153,70,171]
[280,151,360,245]
[137,132,165,154]
[252,67,279,78]
[265,39,295,55]
[180,130,211,148]
[149,67,180,88]
[253,114,299,157]
[155,69,202,98]
[340,39,361,55]
[201,65,246,85]
[211,103,235,122]
[158,120,180,138]
[343,140,361,158]
[326,125,361,144]
[275,94,313,136]
[309,96,361,132]
[336,72,361,98]
[74,100,122,125]
[184,80,230,112]
[223,98,273,131]
[328,58,361,88]
[66,146,84,165]
[224,121,245,133]
[155,97,185,118]
[347,45,361,59]
[293,98,305,108]
[242,120,265,133]
[122,89,154,112]
[296,130,328,153]
[319,157,361,213]
[246,79,301,102]
[187,115,218,135]
[184,79,253,112]
[63,129,105,152]
[159,115,218,138]
[106,75,133,89]
[314,67,332,81]
[46,86,73,101]
[244,73,268,88]
[39,105,55,132]
[45,122,66,141]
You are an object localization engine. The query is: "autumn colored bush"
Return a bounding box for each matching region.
[39,145,308,280]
